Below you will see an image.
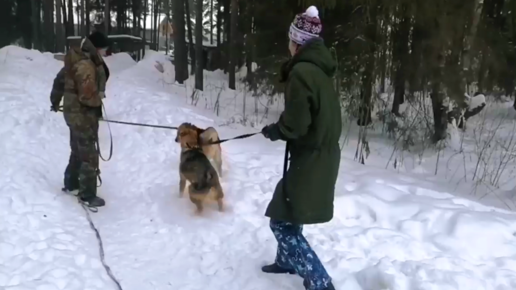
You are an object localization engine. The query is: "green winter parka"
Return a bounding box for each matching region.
[265,38,342,225]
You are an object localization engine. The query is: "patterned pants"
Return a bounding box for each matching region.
[270,219,331,290]
[64,124,99,201]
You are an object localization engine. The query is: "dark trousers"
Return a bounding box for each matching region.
[270,219,332,290]
[64,125,99,201]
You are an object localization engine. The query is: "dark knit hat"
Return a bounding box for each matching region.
[87,31,110,48]
[289,6,322,45]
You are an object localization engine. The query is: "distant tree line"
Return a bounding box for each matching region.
[3,0,516,142]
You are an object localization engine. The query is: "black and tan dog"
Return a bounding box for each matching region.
[175,123,224,214]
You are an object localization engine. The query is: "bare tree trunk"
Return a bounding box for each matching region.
[31,0,41,50]
[68,0,74,36]
[357,2,378,126]
[431,29,447,142]
[463,0,483,90]
[153,0,159,47]
[185,0,195,75]
[223,0,229,42]
[228,0,238,90]
[151,0,155,45]
[156,1,161,48]
[80,0,85,36]
[143,0,147,58]
[85,0,91,35]
[132,0,139,36]
[392,4,410,116]
[245,0,254,89]
[431,78,447,142]
[172,0,188,82]
[216,0,221,47]
[43,0,55,52]
[222,0,230,73]
[195,0,203,90]
[165,0,170,54]
[61,0,68,37]
[104,0,110,34]
[408,2,425,95]
[379,20,388,94]
[210,0,214,44]
[56,0,65,52]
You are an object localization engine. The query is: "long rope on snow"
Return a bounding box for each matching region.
[80,202,123,290]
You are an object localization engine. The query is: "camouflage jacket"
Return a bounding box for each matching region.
[50,38,107,129]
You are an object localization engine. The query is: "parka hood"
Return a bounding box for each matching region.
[289,38,337,78]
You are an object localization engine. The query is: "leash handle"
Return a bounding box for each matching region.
[97,103,114,162]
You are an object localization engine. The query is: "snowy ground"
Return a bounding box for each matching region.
[2,46,516,290]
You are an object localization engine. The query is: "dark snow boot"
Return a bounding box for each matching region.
[303,279,336,290]
[80,196,106,208]
[261,263,296,275]
[62,187,79,196]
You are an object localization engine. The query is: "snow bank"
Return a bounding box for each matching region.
[0,45,60,68]
[103,52,136,74]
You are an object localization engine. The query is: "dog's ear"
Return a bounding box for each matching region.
[196,127,205,135]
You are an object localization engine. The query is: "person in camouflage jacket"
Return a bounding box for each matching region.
[50,31,110,208]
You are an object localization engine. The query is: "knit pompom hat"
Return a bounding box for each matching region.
[289,6,322,45]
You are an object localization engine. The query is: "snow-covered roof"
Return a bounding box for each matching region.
[67,34,142,41]
[185,38,217,48]
[108,34,143,40]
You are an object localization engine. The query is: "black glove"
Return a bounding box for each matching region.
[262,123,283,141]
[50,103,59,112]
[94,106,103,119]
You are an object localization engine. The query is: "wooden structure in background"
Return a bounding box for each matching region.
[67,34,146,61]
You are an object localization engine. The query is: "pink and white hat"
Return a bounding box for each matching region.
[289,6,322,45]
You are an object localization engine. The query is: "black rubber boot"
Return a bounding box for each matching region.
[261,263,296,275]
[62,187,79,196]
[80,196,106,208]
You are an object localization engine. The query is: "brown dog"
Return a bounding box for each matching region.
[199,127,223,177]
[174,123,223,177]
[175,123,224,214]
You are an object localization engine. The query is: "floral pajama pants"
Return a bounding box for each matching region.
[270,219,332,290]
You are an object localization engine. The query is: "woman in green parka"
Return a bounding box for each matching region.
[260,5,341,290]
